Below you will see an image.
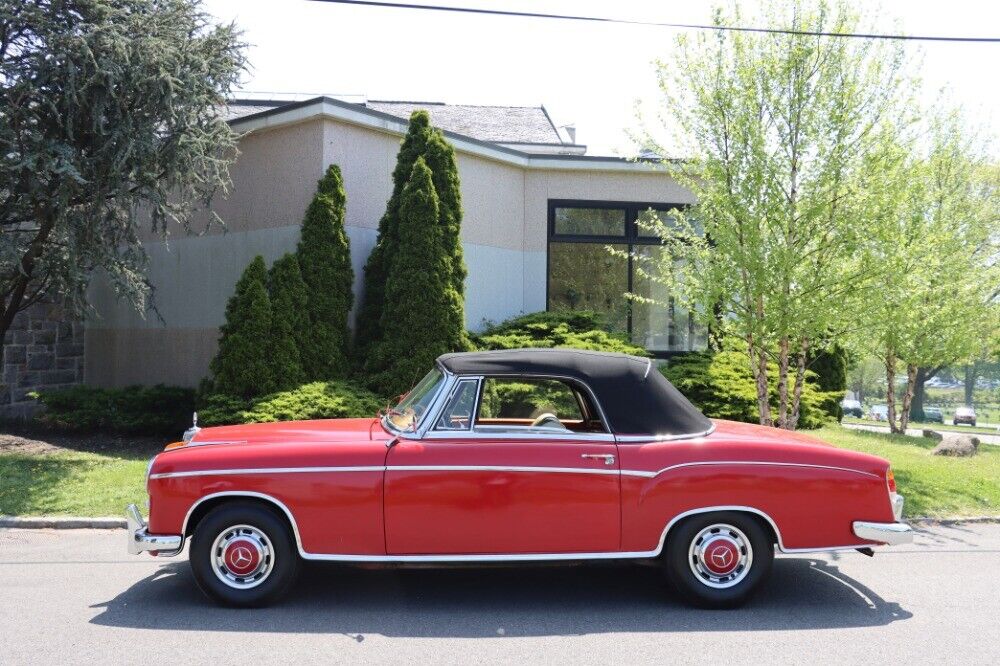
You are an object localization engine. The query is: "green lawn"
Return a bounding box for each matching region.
[1,425,997,519]
[816,425,1000,518]
[0,450,148,517]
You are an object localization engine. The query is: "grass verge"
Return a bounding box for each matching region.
[816,425,1000,518]
[0,451,147,517]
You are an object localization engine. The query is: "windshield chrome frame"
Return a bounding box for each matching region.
[380,363,452,438]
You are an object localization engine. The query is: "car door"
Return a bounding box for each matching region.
[384,376,621,555]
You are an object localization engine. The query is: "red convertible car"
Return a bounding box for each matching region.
[126,349,912,608]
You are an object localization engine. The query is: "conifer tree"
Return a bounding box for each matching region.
[355,111,434,360]
[209,256,275,397]
[424,129,467,299]
[297,164,354,379]
[267,253,309,388]
[365,158,465,395]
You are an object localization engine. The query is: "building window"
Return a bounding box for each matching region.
[546,200,707,356]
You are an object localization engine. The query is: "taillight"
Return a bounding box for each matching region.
[886,468,897,493]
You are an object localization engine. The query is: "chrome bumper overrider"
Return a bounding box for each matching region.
[852,520,914,546]
[126,504,183,556]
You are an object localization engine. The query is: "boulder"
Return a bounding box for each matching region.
[930,434,980,457]
[922,429,944,442]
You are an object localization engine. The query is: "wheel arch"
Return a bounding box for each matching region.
[182,491,303,553]
[656,506,783,554]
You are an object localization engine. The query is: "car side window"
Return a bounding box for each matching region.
[434,379,480,431]
[476,378,585,429]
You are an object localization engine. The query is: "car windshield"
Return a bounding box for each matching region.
[383,368,445,433]
[956,407,974,415]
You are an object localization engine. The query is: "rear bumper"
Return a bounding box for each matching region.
[126,504,183,556]
[852,520,914,546]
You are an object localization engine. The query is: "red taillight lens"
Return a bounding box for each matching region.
[887,468,897,493]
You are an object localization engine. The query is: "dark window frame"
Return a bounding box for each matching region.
[545,198,696,359]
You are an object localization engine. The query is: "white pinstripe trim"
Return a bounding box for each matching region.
[150,466,384,480]
[622,460,881,480]
[151,460,877,480]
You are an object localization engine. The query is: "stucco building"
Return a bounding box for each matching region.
[31,96,704,397]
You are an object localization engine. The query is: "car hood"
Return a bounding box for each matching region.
[188,417,393,446]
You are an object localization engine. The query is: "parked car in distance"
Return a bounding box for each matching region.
[870,405,889,421]
[922,407,944,424]
[841,399,863,418]
[953,406,977,427]
[126,349,912,609]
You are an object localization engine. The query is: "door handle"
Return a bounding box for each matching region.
[581,453,615,466]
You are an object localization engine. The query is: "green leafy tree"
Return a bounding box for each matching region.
[364,158,464,395]
[297,165,354,379]
[355,112,434,360]
[210,256,275,398]
[0,0,246,343]
[267,254,309,389]
[634,0,909,429]
[864,110,1000,433]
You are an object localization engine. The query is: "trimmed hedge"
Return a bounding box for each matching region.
[30,385,196,434]
[198,381,385,426]
[473,310,648,356]
[661,347,840,429]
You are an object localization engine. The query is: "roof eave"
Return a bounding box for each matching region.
[228,96,672,172]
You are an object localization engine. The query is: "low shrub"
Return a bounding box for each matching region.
[662,346,840,430]
[198,380,385,426]
[473,310,647,356]
[30,385,197,434]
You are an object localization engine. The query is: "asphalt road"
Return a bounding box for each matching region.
[2,523,999,665]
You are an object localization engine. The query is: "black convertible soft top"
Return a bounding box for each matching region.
[437,349,713,437]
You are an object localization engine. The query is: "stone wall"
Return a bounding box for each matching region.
[1,302,85,420]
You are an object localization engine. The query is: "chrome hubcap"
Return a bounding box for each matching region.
[688,523,753,589]
[211,524,274,589]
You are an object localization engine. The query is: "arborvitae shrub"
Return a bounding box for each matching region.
[209,256,276,398]
[297,164,353,379]
[267,253,308,389]
[364,158,465,396]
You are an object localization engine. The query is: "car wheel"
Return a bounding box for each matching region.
[190,502,300,607]
[662,512,774,609]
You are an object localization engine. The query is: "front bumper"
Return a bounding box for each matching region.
[126,504,183,556]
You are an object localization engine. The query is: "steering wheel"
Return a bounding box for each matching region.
[531,412,565,429]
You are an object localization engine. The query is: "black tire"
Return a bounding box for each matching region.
[190,501,300,607]
[662,511,774,609]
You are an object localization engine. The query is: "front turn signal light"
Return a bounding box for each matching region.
[164,440,186,451]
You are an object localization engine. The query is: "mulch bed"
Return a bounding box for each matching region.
[0,427,166,457]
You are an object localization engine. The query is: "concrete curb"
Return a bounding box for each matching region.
[0,516,126,529]
[2,515,999,530]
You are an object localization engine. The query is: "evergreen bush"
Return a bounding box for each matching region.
[662,343,840,429]
[364,158,465,396]
[473,310,647,356]
[31,385,196,434]
[267,253,308,389]
[297,164,353,379]
[355,111,434,361]
[209,256,276,397]
[198,380,384,426]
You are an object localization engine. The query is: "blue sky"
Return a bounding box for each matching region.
[203,0,1000,156]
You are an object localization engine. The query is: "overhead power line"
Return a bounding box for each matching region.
[305,0,1000,43]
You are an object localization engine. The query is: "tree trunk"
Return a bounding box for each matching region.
[776,336,790,428]
[911,367,928,420]
[964,364,975,406]
[899,364,917,433]
[0,213,55,343]
[885,350,899,434]
[748,339,772,427]
[789,338,809,430]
